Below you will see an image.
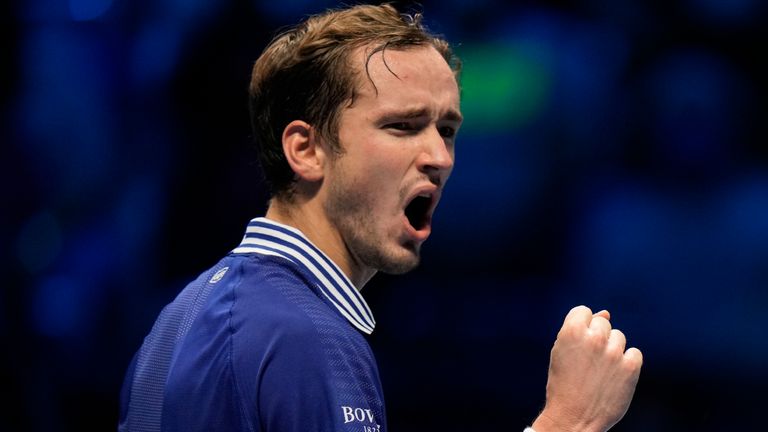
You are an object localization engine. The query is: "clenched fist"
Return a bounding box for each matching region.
[531,306,642,432]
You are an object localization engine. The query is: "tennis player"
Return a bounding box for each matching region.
[119,4,642,432]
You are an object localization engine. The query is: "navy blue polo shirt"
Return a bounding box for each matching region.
[119,217,386,432]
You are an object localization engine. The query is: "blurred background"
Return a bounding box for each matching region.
[2,0,766,430]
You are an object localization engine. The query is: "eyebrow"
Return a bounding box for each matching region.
[379,106,464,123]
[443,109,464,123]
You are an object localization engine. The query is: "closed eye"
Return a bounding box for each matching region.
[384,122,421,136]
[438,126,457,139]
[385,122,415,131]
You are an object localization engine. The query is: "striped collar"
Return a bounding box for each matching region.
[231,217,376,334]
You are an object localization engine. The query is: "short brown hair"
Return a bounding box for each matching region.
[248,4,460,199]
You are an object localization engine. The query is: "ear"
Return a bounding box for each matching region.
[282,120,326,183]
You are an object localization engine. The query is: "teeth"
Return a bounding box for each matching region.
[418,193,432,198]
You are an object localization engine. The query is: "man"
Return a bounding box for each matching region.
[119,4,642,432]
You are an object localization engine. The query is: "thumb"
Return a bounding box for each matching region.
[593,309,611,321]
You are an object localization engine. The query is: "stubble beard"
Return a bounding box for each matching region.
[324,170,421,275]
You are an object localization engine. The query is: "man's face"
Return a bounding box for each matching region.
[323,45,462,275]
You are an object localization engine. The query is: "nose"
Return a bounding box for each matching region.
[416,127,454,182]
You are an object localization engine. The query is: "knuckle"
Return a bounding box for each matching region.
[605,343,625,361]
[609,329,626,345]
[573,305,591,314]
[592,315,612,329]
[585,329,607,348]
[622,359,641,375]
[558,322,582,340]
[623,348,644,370]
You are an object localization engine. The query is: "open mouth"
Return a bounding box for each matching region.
[404,193,433,231]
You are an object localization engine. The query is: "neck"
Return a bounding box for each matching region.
[266,198,376,290]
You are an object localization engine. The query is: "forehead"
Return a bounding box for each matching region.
[348,44,461,114]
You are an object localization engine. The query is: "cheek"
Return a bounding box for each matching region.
[335,138,413,204]
[345,155,400,190]
[352,175,405,222]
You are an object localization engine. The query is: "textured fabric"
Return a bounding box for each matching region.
[233,217,375,333]
[119,219,386,432]
[120,263,227,432]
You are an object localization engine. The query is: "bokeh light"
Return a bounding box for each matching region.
[3,0,766,430]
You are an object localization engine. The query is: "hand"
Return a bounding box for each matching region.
[531,306,643,432]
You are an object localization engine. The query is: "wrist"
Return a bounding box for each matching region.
[531,412,561,432]
[531,409,587,432]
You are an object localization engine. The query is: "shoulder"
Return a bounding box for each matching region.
[217,253,377,374]
[228,254,329,332]
[231,253,317,303]
[223,254,350,369]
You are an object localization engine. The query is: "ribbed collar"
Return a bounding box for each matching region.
[231,217,376,334]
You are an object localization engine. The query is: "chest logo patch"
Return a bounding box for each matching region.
[341,406,380,431]
[209,267,229,284]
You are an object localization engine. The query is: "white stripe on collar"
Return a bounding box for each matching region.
[232,217,376,334]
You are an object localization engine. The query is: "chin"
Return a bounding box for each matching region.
[340,216,423,275]
[370,243,421,275]
[379,257,419,275]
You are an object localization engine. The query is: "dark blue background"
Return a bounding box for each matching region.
[2,0,766,430]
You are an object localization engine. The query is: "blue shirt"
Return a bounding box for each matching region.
[119,217,386,432]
